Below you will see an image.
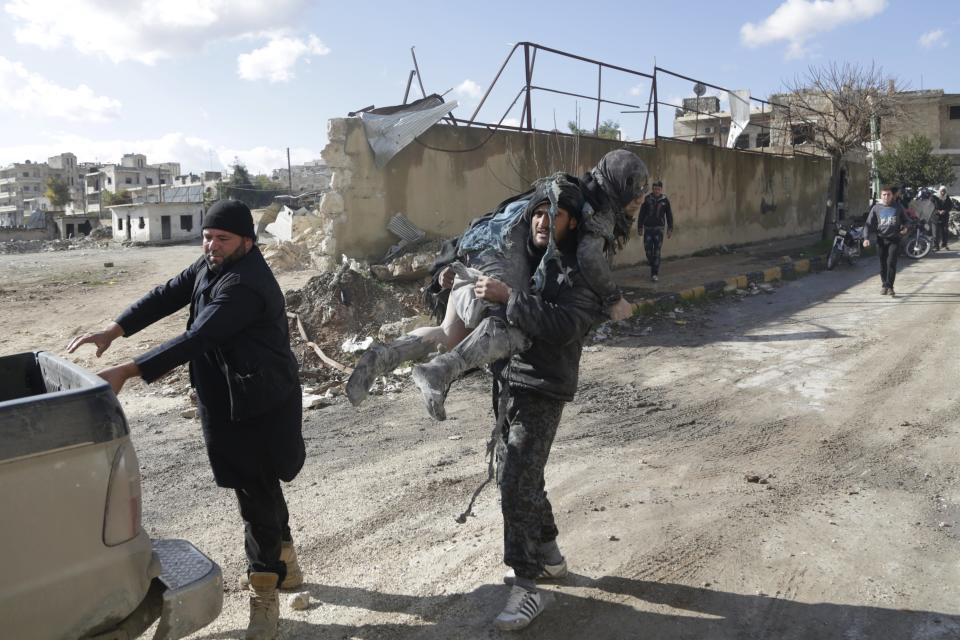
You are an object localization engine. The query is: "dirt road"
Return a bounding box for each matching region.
[4,244,959,639]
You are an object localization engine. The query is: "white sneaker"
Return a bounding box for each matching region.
[652,274,659,282]
[494,586,544,631]
[503,558,568,585]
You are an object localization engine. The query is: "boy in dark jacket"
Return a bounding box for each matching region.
[862,185,909,296]
[637,180,674,281]
[67,200,303,640]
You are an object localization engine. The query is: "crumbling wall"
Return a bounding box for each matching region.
[319,118,863,266]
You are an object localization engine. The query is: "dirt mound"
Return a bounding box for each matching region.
[285,268,425,369]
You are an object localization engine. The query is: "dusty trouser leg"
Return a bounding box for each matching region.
[644,228,664,277]
[411,316,531,421]
[346,334,438,406]
[495,388,564,581]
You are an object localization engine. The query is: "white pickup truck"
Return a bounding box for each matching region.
[0,351,222,640]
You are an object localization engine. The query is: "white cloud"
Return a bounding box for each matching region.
[237,34,329,83]
[740,0,887,59]
[919,29,948,49]
[0,57,120,122]
[500,117,521,128]
[0,132,320,176]
[3,0,310,64]
[628,84,646,97]
[454,79,483,99]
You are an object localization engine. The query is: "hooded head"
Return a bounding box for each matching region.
[591,150,649,211]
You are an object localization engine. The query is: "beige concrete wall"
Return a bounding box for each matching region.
[320,118,853,265]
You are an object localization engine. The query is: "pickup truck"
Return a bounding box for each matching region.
[0,351,223,640]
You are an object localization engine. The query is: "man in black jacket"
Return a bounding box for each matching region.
[637,180,674,282]
[862,185,909,297]
[452,198,603,630]
[932,186,954,250]
[67,200,303,640]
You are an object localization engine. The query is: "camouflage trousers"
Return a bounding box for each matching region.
[495,386,564,579]
[644,227,664,276]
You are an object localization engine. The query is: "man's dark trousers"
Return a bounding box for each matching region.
[644,228,665,277]
[876,237,901,289]
[235,473,291,581]
[495,388,563,580]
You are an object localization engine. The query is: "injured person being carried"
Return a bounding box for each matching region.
[346,150,649,420]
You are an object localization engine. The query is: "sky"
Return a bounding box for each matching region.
[0,0,956,175]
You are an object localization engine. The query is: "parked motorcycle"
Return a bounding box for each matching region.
[902,215,932,259]
[826,222,865,270]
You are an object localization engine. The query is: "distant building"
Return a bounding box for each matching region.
[273,159,331,194]
[0,153,83,226]
[879,90,960,191]
[84,154,180,214]
[109,202,203,244]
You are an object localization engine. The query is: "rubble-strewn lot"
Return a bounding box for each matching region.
[4,243,960,639]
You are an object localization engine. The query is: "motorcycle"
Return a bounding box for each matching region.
[826,222,865,270]
[902,215,932,259]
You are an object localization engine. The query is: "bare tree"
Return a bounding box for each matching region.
[775,63,903,238]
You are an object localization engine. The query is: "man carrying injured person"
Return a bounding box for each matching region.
[346,150,648,421]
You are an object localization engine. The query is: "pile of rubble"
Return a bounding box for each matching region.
[0,233,112,255]
[284,262,433,395]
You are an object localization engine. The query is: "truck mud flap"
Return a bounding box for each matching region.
[151,539,223,640]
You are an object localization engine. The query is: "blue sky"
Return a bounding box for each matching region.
[0,0,955,174]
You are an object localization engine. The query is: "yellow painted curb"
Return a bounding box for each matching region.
[794,259,810,273]
[679,286,706,301]
[725,275,748,289]
[763,267,782,282]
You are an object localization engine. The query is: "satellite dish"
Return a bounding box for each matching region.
[693,82,706,97]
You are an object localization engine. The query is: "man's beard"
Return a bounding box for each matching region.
[205,243,248,273]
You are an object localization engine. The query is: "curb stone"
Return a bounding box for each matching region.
[629,253,830,317]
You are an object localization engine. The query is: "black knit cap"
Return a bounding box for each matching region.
[202,200,255,239]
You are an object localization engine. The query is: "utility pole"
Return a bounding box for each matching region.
[286,147,293,195]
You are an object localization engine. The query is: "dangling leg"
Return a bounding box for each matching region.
[411,316,531,421]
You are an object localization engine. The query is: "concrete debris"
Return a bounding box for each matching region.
[262,240,313,272]
[341,335,374,353]
[378,315,434,342]
[288,592,311,611]
[0,235,111,255]
[370,246,438,282]
[303,393,332,410]
[180,408,198,419]
[264,205,319,242]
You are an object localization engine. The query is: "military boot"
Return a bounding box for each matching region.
[238,541,303,591]
[279,540,302,589]
[411,317,530,421]
[346,335,434,406]
[245,572,280,640]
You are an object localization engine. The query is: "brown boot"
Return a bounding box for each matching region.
[279,541,303,589]
[238,541,303,591]
[246,572,280,640]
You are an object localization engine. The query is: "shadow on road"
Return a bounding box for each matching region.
[196,573,960,639]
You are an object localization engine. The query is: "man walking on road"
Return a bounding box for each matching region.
[456,196,603,630]
[68,200,304,640]
[932,186,954,251]
[862,185,909,297]
[637,180,674,282]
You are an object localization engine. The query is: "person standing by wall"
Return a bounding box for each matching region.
[637,180,674,282]
[932,186,954,251]
[862,185,909,297]
[67,200,304,640]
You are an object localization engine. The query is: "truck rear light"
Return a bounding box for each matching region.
[103,441,143,546]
